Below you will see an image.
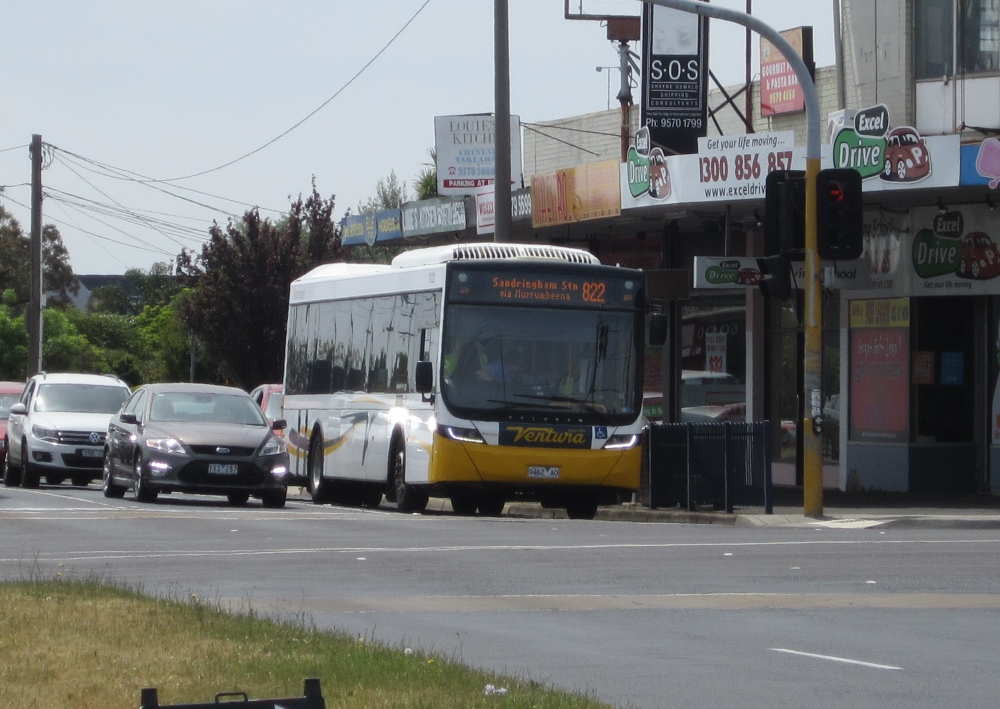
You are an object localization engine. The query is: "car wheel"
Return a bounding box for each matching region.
[227,491,250,506]
[20,444,40,489]
[565,495,599,520]
[450,493,478,516]
[308,433,332,504]
[102,454,126,499]
[261,487,287,509]
[46,474,66,486]
[3,447,21,488]
[897,160,906,180]
[883,159,892,178]
[391,440,427,513]
[133,454,158,503]
[477,495,505,517]
[973,260,981,279]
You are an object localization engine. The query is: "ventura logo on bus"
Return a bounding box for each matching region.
[500,425,592,448]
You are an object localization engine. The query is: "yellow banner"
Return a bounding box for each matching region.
[531,160,621,227]
[849,298,910,328]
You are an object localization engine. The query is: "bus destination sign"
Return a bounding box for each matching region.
[449,269,638,306]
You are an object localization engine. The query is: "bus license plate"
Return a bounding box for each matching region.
[209,463,238,475]
[528,465,560,479]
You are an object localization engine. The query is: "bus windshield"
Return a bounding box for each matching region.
[441,304,639,424]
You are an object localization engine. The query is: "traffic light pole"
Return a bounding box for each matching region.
[641,0,824,516]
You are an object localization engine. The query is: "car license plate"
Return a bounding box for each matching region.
[209,463,238,475]
[528,465,560,479]
[80,449,102,458]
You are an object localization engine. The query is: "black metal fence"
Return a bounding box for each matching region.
[647,421,773,514]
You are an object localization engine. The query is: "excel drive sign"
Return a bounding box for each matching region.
[435,114,523,197]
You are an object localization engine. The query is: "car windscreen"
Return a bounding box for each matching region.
[150,392,266,426]
[35,384,129,414]
[0,393,20,419]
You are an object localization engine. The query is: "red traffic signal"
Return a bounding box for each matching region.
[816,168,863,260]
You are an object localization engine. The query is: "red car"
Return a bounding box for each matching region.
[957,232,1000,280]
[0,381,25,469]
[882,127,930,182]
[249,383,284,434]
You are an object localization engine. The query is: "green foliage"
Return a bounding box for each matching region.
[414,147,438,201]
[359,170,409,212]
[179,181,347,389]
[0,206,79,308]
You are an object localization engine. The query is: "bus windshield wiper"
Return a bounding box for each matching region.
[512,394,616,423]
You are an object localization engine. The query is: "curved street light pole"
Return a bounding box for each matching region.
[639,0,824,517]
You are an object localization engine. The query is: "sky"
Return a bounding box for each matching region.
[1,1,835,275]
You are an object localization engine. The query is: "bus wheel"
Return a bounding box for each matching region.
[477,495,505,517]
[565,496,598,520]
[450,493,478,516]
[391,441,427,513]
[309,434,332,504]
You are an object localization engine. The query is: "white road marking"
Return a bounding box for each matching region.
[772,647,903,670]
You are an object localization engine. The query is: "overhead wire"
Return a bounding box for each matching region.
[7,2,435,270]
[148,0,433,183]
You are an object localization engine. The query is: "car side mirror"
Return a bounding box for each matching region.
[271,418,287,431]
[415,360,434,398]
[119,412,138,425]
[648,313,667,346]
[9,402,26,416]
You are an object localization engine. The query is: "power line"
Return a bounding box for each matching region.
[147,0,433,183]
[50,147,279,216]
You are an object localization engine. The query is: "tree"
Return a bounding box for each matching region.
[358,170,409,213]
[0,206,79,308]
[178,181,346,389]
[414,148,438,200]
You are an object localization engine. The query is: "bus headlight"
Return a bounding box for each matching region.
[438,425,485,444]
[603,434,639,450]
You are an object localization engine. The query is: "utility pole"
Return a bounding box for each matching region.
[28,135,43,377]
[493,0,512,243]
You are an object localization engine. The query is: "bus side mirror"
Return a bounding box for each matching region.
[648,314,667,346]
[415,360,434,395]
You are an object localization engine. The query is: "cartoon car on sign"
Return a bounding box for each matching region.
[736,268,763,286]
[881,127,930,182]
[957,232,1000,280]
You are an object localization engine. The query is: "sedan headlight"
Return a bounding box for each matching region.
[32,425,59,443]
[146,438,185,454]
[259,437,287,456]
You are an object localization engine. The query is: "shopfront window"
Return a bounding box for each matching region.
[916,0,955,78]
[963,0,1000,73]
[680,300,746,423]
[916,0,1000,79]
[913,297,975,443]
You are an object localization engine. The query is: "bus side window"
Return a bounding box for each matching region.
[308,360,332,394]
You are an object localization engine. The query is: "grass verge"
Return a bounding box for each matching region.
[0,577,614,709]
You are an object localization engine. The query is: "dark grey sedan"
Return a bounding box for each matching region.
[102,383,290,507]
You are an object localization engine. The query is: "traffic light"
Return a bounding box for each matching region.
[755,253,791,300]
[816,168,863,260]
[764,170,805,256]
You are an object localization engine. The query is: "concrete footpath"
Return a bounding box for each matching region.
[453,488,1000,529]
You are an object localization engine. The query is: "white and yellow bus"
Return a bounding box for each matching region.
[282,243,653,519]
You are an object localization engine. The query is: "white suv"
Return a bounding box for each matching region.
[3,373,131,488]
